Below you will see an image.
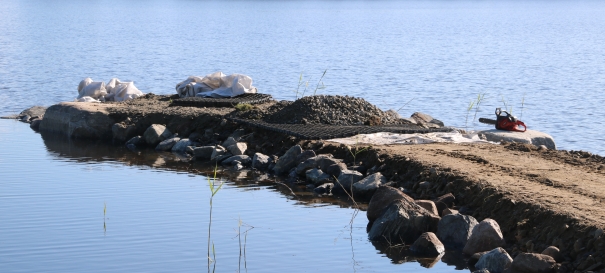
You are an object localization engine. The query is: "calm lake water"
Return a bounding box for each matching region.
[1,0,604,272]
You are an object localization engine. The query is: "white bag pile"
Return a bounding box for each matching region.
[76,78,144,102]
[175,71,257,98]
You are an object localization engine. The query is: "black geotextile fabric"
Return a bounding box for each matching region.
[170,93,273,107]
[228,118,454,140]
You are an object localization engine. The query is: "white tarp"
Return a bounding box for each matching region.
[76,78,144,102]
[328,131,497,146]
[175,71,257,98]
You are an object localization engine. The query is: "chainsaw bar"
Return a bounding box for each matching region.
[479,118,497,125]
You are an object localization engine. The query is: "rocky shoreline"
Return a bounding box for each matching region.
[6,94,605,273]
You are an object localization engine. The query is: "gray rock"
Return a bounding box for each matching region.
[410,232,445,257]
[126,135,143,146]
[336,170,364,192]
[475,247,513,273]
[112,122,137,142]
[318,156,343,172]
[368,198,440,244]
[437,213,479,250]
[469,251,490,267]
[433,193,456,208]
[272,145,303,174]
[252,153,270,170]
[172,138,192,153]
[385,109,403,119]
[480,129,556,150]
[305,169,332,185]
[415,200,439,216]
[19,106,47,120]
[325,163,347,177]
[295,154,331,175]
[541,246,562,263]
[30,118,42,131]
[227,142,247,156]
[463,219,506,255]
[222,137,237,148]
[222,155,251,166]
[193,146,215,160]
[412,112,444,127]
[156,137,181,151]
[144,124,172,146]
[296,150,316,164]
[353,172,386,197]
[367,186,415,222]
[511,253,556,273]
[210,145,227,161]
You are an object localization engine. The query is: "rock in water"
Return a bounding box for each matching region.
[144,124,172,146]
[367,186,414,222]
[272,145,303,174]
[475,247,513,273]
[193,146,215,160]
[252,153,270,170]
[463,218,506,255]
[155,137,180,151]
[172,139,193,153]
[437,213,479,250]
[410,232,445,256]
[353,172,386,197]
[368,198,440,244]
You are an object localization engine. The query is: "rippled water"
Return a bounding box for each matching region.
[0,0,604,154]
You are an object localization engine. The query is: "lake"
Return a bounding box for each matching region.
[1,0,604,272]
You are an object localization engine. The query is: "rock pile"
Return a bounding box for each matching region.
[263,95,405,125]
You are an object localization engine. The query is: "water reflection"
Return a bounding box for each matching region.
[40,130,468,271]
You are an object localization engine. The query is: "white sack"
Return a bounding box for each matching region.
[105,78,144,102]
[175,71,257,98]
[77,78,107,99]
[75,96,101,103]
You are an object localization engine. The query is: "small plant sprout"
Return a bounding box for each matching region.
[465,100,475,129]
[313,69,327,95]
[472,93,486,122]
[520,93,526,119]
[294,72,308,100]
[501,95,513,114]
[207,165,223,269]
[347,137,370,166]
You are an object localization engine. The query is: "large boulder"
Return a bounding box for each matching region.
[368,198,440,244]
[412,112,444,128]
[222,137,237,148]
[353,172,386,197]
[318,156,343,173]
[463,219,506,255]
[210,145,227,161]
[480,129,556,150]
[172,138,192,153]
[296,150,316,164]
[272,145,303,174]
[155,137,180,151]
[325,162,347,177]
[410,232,445,257]
[511,253,556,273]
[367,186,414,222]
[437,213,479,250]
[144,124,172,146]
[252,153,271,170]
[475,247,513,273]
[193,146,215,160]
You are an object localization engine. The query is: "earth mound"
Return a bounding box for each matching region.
[263,95,404,125]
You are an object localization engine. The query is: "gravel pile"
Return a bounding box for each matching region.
[263,95,404,125]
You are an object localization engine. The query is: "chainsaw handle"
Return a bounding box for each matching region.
[514,121,527,132]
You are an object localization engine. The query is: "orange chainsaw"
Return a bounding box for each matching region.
[478,108,527,132]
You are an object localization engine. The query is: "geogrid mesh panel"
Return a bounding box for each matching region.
[170,93,273,107]
[228,118,453,140]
